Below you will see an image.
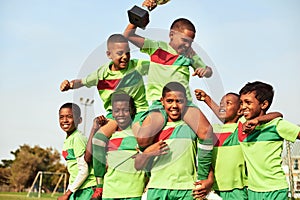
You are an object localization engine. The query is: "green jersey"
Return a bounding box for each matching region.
[147,121,198,190]
[62,130,96,190]
[141,39,207,101]
[102,127,146,198]
[82,59,149,113]
[212,123,247,191]
[238,117,300,192]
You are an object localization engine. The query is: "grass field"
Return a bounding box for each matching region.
[0,192,62,200]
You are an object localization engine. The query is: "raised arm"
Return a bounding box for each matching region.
[123,23,146,49]
[60,79,84,92]
[84,116,108,163]
[194,89,222,122]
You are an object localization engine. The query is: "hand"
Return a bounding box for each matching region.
[60,80,73,92]
[243,119,259,134]
[92,116,108,133]
[142,0,157,10]
[57,190,72,200]
[90,187,103,200]
[192,179,212,199]
[143,140,169,156]
[192,68,209,78]
[194,89,207,101]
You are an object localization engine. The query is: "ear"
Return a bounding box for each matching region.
[160,97,164,106]
[169,30,174,39]
[78,117,82,125]
[237,106,243,116]
[260,100,269,110]
[106,50,111,59]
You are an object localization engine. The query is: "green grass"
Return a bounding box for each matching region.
[0,192,63,200]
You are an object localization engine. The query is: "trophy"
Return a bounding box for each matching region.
[127,0,171,29]
[127,5,150,29]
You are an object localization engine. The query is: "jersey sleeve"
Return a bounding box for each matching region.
[277,119,300,142]
[82,65,106,88]
[135,59,150,76]
[141,38,160,56]
[73,134,88,158]
[191,54,207,70]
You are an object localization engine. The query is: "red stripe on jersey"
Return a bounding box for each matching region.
[151,48,179,65]
[213,132,232,147]
[107,138,123,151]
[238,121,248,142]
[97,79,121,90]
[62,150,68,160]
[155,127,175,142]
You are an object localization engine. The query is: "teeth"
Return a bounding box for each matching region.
[63,124,69,128]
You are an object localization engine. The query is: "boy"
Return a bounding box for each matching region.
[60,33,149,137]
[58,103,96,200]
[135,82,214,200]
[193,89,284,200]
[124,17,213,155]
[238,81,300,200]
[194,90,247,200]
[85,92,166,199]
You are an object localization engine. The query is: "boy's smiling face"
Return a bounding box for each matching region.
[169,28,195,56]
[107,42,131,71]
[59,108,81,135]
[112,101,132,130]
[240,91,266,120]
[218,94,241,123]
[161,91,187,122]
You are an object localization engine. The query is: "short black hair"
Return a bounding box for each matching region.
[162,82,187,98]
[239,81,274,111]
[107,34,128,47]
[111,92,136,119]
[226,92,240,99]
[59,103,81,118]
[170,18,196,33]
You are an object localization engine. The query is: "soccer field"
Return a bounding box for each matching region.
[0,192,62,200]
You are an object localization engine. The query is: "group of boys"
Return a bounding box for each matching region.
[57,1,300,200]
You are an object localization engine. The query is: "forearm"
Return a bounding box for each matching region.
[256,111,283,123]
[134,152,152,170]
[203,96,221,121]
[70,79,84,89]
[84,127,98,163]
[68,155,89,192]
[123,23,145,48]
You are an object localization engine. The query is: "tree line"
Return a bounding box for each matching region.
[0,144,67,192]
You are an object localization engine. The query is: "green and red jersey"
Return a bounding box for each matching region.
[147,121,201,190]
[82,59,149,113]
[102,127,146,198]
[238,117,300,192]
[212,123,247,191]
[62,130,96,190]
[141,39,207,102]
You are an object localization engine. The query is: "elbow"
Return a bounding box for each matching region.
[198,125,213,140]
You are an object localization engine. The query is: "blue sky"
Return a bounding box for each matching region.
[1,0,299,160]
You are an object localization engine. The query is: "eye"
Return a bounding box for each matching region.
[166,99,173,103]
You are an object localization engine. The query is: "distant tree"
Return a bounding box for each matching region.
[1,144,67,192]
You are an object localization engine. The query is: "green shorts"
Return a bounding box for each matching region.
[103,197,141,200]
[217,187,248,200]
[69,187,94,200]
[147,188,193,200]
[106,111,145,124]
[140,100,197,126]
[248,188,288,200]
